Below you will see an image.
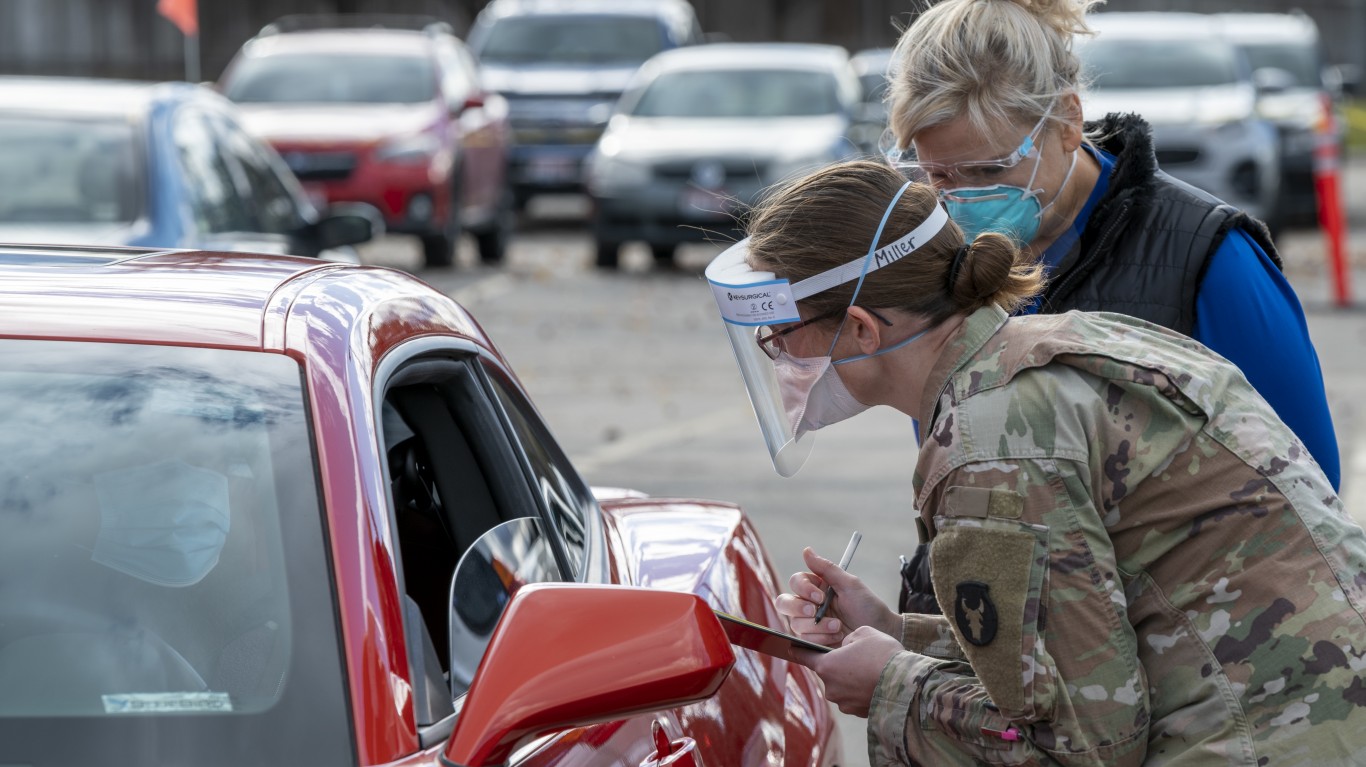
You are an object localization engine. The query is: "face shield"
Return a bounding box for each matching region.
[706,193,949,476]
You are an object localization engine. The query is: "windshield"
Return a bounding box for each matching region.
[1239,42,1321,87]
[631,69,842,118]
[0,341,352,766]
[1080,38,1242,89]
[476,15,665,64]
[225,52,437,104]
[0,116,141,225]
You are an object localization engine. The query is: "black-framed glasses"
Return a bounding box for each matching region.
[754,307,894,360]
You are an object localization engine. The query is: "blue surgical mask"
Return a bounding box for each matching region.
[944,139,1078,244]
[92,460,231,588]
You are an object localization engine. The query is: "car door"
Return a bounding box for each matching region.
[169,104,292,255]
[371,342,689,767]
[438,39,509,218]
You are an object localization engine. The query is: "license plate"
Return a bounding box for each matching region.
[679,187,733,219]
[526,155,578,183]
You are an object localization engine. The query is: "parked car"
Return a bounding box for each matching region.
[468,0,703,209]
[586,43,863,269]
[1076,12,1281,229]
[1216,11,1347,227]
[0,77,376,261]
[0,244,840,766]
[220,15,513,268]
[849,47,894,155]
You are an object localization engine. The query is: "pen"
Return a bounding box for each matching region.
[814,530,861,624]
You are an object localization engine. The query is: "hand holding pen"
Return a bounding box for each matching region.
[775,533,904,647]
[814,531,861,624]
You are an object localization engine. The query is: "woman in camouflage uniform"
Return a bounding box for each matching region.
[749,161,1366,765]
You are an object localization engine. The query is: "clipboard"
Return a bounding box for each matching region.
[714,610,832,658]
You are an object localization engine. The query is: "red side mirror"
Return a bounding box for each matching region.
[444,583,735,767]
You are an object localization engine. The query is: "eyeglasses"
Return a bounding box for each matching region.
[754,307,894,360]
[879,110,1050,187]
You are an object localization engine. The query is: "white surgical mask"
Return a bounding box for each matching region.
[774,351,870,439]
[92,459,231,588]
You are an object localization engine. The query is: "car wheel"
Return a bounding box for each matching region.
[650,243,675,265]
[422,174,463,269]
[475,189,515,265]
[595,241,620,270]
[421,232,458,268]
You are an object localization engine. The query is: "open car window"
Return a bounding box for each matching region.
[0,340,351,766]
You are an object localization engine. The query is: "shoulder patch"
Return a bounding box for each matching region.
[945,486,1023,519]
[954,581,998,646]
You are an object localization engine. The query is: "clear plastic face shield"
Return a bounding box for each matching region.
[705,189,950,476]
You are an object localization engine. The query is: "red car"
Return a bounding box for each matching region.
[0,245,840,767]
[221,16,514,268]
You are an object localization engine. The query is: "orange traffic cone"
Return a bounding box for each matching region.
[1313,92,1352,307]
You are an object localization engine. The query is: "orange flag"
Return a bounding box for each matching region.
[157,0,198,37]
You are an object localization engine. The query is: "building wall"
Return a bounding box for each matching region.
[0,0,1360,83]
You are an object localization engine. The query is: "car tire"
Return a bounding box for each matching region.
[422,172,463,269]
[649,243,676,266]
[595,241,620,270]
[474,189,516,266]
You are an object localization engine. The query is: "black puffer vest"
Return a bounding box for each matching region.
[899,113,1283,616]
[1038,112,1282,334]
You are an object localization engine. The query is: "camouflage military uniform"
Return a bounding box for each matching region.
[867,305,1366,766]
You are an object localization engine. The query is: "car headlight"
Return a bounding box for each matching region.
[374,133,442,164]
[586,153,651,194]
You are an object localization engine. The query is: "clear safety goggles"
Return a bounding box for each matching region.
[879,109,1050,188]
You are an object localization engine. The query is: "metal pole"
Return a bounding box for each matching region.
[184,32,199,82]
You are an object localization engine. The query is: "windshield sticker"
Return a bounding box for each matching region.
[710,279,801,326]
[103,692,234,715]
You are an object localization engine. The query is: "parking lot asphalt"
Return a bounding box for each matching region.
[358,159,1366,764]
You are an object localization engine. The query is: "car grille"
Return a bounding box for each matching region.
[653,160,769,184]
[1155,148,1201,166]
[281,150,358,182]
[511,124,604,146]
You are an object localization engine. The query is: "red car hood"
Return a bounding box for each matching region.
[236,102,441,145]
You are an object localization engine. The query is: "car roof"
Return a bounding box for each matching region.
[478,0,694,22]
[0,246,482,352]
[646,43,850,72]
[241,29,438,57]
[0,76,204,119]
[1087,11,1226,40]
[1214,12,1319,44]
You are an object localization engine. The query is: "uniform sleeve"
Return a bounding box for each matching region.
[867,458,1149,767]
[1192,229,1340,489]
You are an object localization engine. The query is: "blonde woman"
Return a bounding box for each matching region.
[704,159,1366,765]
[882,0,1340,620]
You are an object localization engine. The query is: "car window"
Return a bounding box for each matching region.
[1079,38,1242,89]
[172,109,256,233]
[210,113,308,235]
[631,68,842,118]
[1238,42,1322,87]
[0,340,352,766]
[0,115,141,225]
[475,15,666,64]
[224,52,438,104]
[436,40,477,105]
[483,362,591,579]
[376,356,563,726]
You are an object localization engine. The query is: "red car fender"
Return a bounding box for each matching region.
[598,498,841,767]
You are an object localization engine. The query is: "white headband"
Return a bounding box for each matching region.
[790,203,950,301]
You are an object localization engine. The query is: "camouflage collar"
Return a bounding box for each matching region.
[916,304,1010,444]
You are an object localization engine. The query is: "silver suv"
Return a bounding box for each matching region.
[1077,12,1280,229]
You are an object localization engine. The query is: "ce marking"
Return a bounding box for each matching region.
[751,301,775,312]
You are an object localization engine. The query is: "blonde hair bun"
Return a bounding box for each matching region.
[999,0,1097,38]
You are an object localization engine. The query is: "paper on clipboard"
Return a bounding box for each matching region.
[714,610,832,658]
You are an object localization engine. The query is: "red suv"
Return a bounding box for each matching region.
[221,16,513,267]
